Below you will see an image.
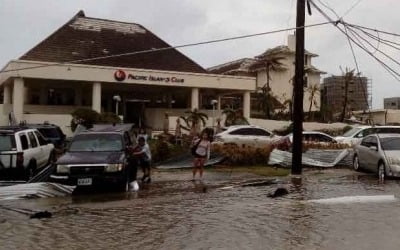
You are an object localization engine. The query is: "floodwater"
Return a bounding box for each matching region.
[2,168,400,250]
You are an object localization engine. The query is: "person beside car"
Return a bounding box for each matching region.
[131,136,152,183]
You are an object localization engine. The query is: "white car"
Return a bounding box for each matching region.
[213,125,280,147]
[288,131,337,144]
[335,126,400,145]
[0,127,55,180]
[353,134,400,180]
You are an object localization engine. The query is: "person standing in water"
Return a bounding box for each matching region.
[191,131,211,181]
[132,137,152,183]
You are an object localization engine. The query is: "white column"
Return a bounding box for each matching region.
[217,95,222,111]
[92,82,102,113]
[3,84,11,104]
[191,88,199,110]
[243,91,251,119]
[13,78,24,123]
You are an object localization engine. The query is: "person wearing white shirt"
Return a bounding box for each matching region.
[132,137,152,183]
[191,131,211,180]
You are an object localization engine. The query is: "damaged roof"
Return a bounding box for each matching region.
[256,45,318,58]
[207,58,257,76]
[20,10,207,73]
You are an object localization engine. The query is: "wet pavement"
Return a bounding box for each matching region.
[1,168,400,250]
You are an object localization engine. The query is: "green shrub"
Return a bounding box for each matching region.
[273,123,293,136]
[98,112,121,124]
[71,108,100,132]
[212,143,273,166]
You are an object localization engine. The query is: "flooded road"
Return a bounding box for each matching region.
[1,168,400,250]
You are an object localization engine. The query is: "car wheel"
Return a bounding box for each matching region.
[353,155,361,171]
[116,175,129,192]
[378,162,386,181]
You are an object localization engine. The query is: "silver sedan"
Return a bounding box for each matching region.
[353,134,400,180]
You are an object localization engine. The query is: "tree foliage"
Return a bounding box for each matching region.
[71,109,121,132]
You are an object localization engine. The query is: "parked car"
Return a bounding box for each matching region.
[50,124,134,190]
[0,127,55,180]
[288,131,337,144]
[25,123,66,149]
[213,125,280,147]
[353,133,400,180]
[335,126,400,145]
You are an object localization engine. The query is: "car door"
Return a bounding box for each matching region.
[228,128,253,146]
[35,131,52,165]
[366,136,381,172]
[357,136,372,168]
[251,128,272,146]
[27,131,45,168]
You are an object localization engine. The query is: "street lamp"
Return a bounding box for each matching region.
[113,95,121,116]
[211,99,218,131]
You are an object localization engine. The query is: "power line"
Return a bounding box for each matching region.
[347,26,400,69]
[309,0,400,81]
[355,27,400,51]
[0,21,334,74]
[341,0,364,18]
[346,23,400,38]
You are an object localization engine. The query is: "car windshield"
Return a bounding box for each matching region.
[38,128,60,138]
[69,134,123,152]
[381,137,400,150]
[0,134,16,151]
[342,127,362,137]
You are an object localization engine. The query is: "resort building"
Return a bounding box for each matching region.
[0,11,255,136]
[208,34,325,116]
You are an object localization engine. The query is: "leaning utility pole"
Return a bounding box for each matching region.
[291,0,306,175]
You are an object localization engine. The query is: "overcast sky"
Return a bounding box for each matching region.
[1,0,400,108]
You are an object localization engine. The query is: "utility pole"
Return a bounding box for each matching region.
[291,0,306,175]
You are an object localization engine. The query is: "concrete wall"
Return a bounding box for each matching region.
[355,110,400,125]
[24,105,90,114]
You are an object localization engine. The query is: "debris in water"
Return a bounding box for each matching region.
[268,187,289,198]
[309,195,397,204]
[30,211,52,219]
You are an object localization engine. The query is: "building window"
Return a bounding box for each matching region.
[47,88,74,105]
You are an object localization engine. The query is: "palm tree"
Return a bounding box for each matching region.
[179,108,208,136]
[339,68,359,122]
[250,55,286,118]
[222,108,249,126]
[306,84,320,121]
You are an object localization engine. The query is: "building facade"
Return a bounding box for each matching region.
[321,75,371,116]
[0,11,256,136]
[208,35,325,116]
[384,97,400,109]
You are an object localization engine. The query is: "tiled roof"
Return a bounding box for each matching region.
[20,10,207,73]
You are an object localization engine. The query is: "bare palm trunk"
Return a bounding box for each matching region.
[308,92,314,121]
[266,66,271,119]
[340,79,349,122]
